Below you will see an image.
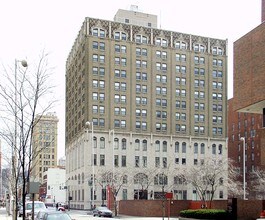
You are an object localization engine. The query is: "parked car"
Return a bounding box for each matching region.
[43,211,73,220]
[36,210,51,220]
[92,206,113,217]
[18,201,47,219]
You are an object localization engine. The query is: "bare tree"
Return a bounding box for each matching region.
[180,158,228,208]
[226,159,244,198]
[0,51,57,220]
[97,169,129,216]
[250,167,265,199]
[133,167,158,200]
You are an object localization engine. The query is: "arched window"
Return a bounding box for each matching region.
[114,138,119,149]
[200,143,205,154]
[194,143,198,154]
[134,173,148,184]
[175,142,179,153]
[162,141,167,152]
[122,138,127,150]
[142,139,147,151]
[100,137,105,149]
[155,140,160,152]
[212,144,216,154]
[93,137,97,148]
[182,142,186,153]
[135,139,140,150]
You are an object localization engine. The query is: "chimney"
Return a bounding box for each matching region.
[261,0,265,23]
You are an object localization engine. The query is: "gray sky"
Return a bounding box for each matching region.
[0,0,261,159]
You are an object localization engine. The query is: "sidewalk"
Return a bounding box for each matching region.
[0,207,12,220]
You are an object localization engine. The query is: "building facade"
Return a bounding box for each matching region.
[228,98,264,198]
[31,112,59,184]
[229,0,265,199]
[233,0,265,124]
[43,167,66,205]
[65,8,228,210]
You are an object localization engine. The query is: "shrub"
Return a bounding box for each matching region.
[179,209,228,219]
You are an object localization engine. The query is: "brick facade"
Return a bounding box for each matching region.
[233,22,265,114]
[119,199,265,220]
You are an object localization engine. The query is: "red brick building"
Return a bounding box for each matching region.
[233,1,265,124]
[228,98,264,198]
[228,0,265,199]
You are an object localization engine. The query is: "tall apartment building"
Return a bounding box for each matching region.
[65,8,228,209]
[31,112,59,184]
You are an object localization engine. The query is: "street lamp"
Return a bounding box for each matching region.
[240,137,246,200]
[85,121,95,209]
[12,59,27,219]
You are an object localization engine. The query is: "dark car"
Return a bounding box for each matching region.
[93,206,113,217]
[43,211,73,220]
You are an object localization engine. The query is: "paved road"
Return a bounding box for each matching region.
[0,207,179,220]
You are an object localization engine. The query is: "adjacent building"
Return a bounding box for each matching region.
[31,112,59,184]
[228,98,264,198]
[228,0,265,199]
[42,167,66,205]
[65,7,228,209]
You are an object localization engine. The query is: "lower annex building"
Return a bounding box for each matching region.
[65,7,228,209]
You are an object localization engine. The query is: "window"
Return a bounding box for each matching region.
[175,142,180,153]
[135,35,148,44]
[175,41,187,50]
[143,156,147,167]
[100,154,105,166]
[156,37,168,47]
[155,140,160,152]
[194,43,205,52]
[122,155,126,167]
[114,31,127,40]
[92,28,106,37]
[162,141,167,152]
[100,137,105,149]
[155,157,160,167]
[212,144,216,154]
[135,139,140,151]
[182,142,186,153]
[201,143,205,154]
[142,140,147,151]
[122,138,126,150]
[135,156,140,167]
[212,46,224,55]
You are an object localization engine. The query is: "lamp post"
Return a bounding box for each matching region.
[85,121,94,209]
[12,59,27,219]
[240,137,246,200]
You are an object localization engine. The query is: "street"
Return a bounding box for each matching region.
[0,207,179,220]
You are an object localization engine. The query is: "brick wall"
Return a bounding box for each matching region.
[119,199,264,220]
[233,22,265,113]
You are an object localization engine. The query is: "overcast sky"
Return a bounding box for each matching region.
[0,0,262,159]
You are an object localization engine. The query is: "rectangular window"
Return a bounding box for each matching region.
[135,156,140,167]
[121,156,126,167]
